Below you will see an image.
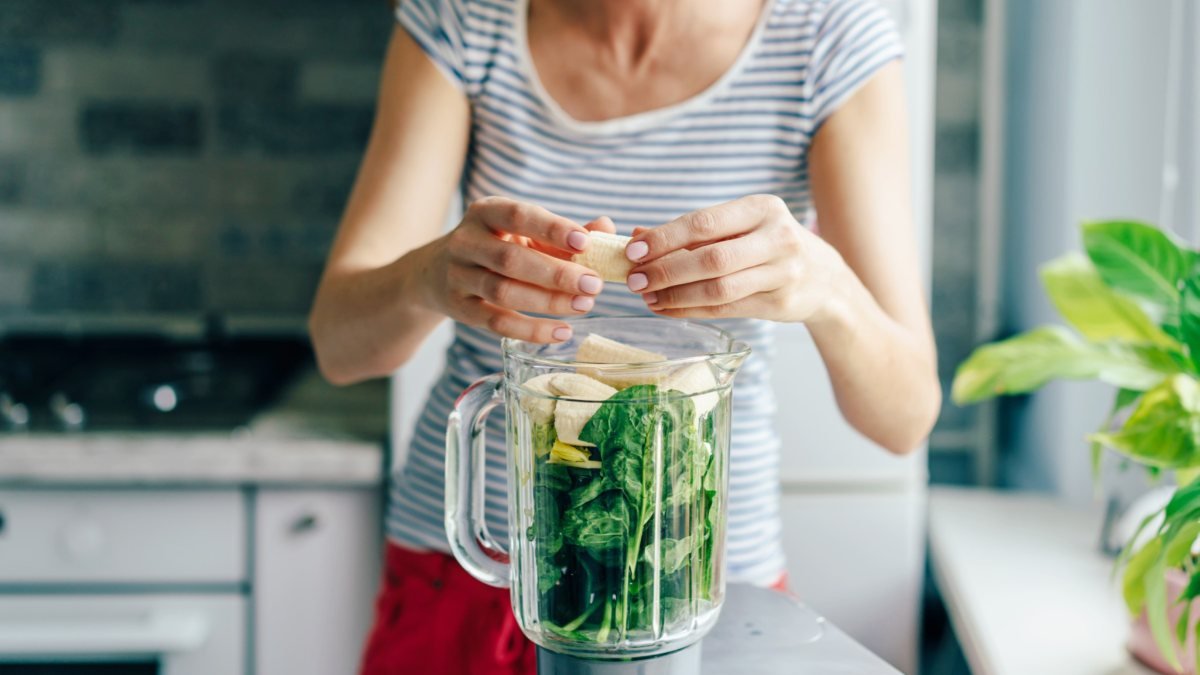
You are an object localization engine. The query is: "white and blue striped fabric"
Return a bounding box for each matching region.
[390,0,902,585]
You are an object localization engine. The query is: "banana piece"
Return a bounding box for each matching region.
[576,334,667,389]
[549,440,591,464]
[518,373,559,424]
[572,231,634,283]
[547,373,617,447]
[663,362,720,417]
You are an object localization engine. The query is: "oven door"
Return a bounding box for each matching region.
[0,594,245,675]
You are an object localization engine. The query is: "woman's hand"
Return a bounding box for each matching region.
[419,196,614,343]
[623,194,845,324]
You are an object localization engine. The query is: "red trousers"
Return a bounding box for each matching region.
[359,542,790,675]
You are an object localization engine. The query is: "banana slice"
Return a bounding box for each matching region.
[572,231,634,283]
[576,334,667,389]
[518,373,559,424]
[663,362,720,417]
[547,373,617,447]
[549,440,591,463]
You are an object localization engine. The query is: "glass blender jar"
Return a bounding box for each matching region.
[446,317,749,672]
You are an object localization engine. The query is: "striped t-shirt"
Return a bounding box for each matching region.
[390,0,902,585]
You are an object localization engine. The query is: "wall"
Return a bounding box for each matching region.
[0,0,392,328]
[1000,0,1199,502]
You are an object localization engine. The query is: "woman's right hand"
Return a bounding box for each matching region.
[417,196,612,343]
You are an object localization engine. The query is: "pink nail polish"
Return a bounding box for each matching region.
[567,231,589,252]
[579,275,603,294]
[571,296,594,312]
[644,292,658,305]
[627,273,648,291]
[626,241,649,261]
[552,326,573,341]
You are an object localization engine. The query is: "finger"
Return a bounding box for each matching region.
[455,297,574,343]
[627,235,774,293]
[469,238,605,296]
[644,265,776,310]
[468,196,590,253]
[469,268,595,315]
[631,226,651,237]
[649,291,776,320]
[585,216,617,234]
[626,195,780,264]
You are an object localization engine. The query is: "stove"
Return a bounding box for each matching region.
[0,337,312,432]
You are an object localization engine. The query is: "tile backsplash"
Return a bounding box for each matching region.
[0,0,392,330]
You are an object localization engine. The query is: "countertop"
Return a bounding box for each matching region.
[928,487,1155,675]
[0,370,389,487]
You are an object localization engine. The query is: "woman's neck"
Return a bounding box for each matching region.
[543,0,756,68]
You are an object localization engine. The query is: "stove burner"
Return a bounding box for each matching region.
[0,336,312,432]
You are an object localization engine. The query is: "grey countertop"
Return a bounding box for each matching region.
[0,370,389,487]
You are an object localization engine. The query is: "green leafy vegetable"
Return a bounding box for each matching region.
[529,383,721,644]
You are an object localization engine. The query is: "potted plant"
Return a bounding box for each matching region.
[952,220,1200,673]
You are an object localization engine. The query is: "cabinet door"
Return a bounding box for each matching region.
[779,490,925,674]
[254,489,382,675]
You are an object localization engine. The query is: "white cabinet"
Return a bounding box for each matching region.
[253,488,383,675]
[779,491,925,674]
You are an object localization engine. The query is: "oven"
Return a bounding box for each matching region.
[0,489,249,675]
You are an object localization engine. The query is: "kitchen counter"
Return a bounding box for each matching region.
[929,487,1155,675]
[0,370,388,486]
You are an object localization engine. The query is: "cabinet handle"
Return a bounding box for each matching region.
[0,509,5,536]
[290,513,319,534]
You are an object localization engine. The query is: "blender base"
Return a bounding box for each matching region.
[535,643,701,675]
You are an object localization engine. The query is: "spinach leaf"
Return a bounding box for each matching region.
[642,536,694,575]
[568,477,612,509]
[563,491,631,552]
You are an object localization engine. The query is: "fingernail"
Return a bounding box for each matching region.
[643,292,658,305]
[626,240,649,261]
[627,273,648,291]
[552,326,573,341]
[567,231,589,252]
[579,275,603,294]
[571,295,594,312]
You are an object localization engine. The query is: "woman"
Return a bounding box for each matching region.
[309,0,940,671]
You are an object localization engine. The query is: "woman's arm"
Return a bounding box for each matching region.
[621,62,940,454]
[309,28,609,385]
[804,61,940,455]
[308,27,470,384]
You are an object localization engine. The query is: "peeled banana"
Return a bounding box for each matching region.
[547,373,617,447]
[518,373,559,424]
[549,440,591,463]
[572,231,634,283]
[576,334,667,388]
[663,362,719,417]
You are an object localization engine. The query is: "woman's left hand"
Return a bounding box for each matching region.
[623,194,845,323]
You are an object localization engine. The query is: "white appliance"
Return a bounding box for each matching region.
[392,1,937,672]
[0,489,248,674]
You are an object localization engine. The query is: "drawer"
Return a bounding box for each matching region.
[0,489,246,584]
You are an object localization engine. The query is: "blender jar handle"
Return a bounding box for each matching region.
[445,373,510,588]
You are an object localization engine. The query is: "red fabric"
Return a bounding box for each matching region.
[359,542,792,675]
[359,543,535,675]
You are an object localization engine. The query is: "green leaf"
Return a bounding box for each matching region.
[1041,253,1178,347]
[1092,388,1143,480]
[1144,552,1182,671]
[1124,538,1162,615]
[952,326,1179,405]
[1163,521,1200,568]
[1181,276,1200,373]
[563,491,630,552]
[1083,220,1193,306]
[1090,375,1200,469]
[643,536,694,575]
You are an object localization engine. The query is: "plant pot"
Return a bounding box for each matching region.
[1129,568,1199,674]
